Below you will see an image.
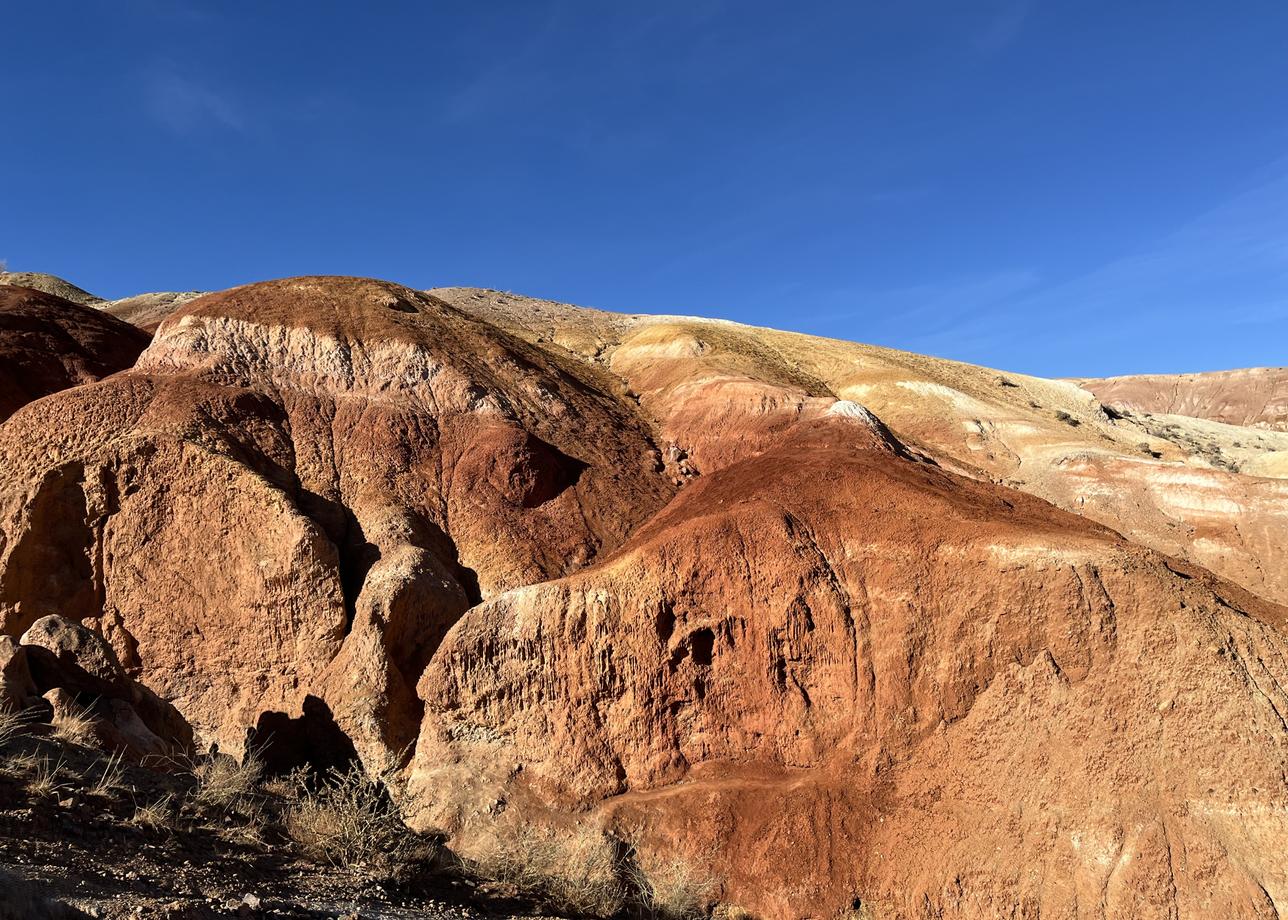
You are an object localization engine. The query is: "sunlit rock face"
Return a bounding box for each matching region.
[1077,366,1288,431]
[3,276,1287,917]
[0,277,674,768]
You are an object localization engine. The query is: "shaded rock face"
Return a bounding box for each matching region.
[1077,367,1288,431]
[1,276,1287,917]
[0,286,150,422]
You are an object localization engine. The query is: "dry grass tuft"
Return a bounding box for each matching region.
[284,764,430,876]
[5,747,40,775]
[26,755,68,797]
[0,705,31,748]
[473,821,625,916]
[51,705,98,747]
[191,750,264,809]
[631,853,718,919]
[131,793,176,831]
[87,750,128,798]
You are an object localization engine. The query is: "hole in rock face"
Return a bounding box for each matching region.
[247,695,358,778]
[455,563,483,608]
[655,602,677,644]
[690,628,716,667]
[337,534,381,628]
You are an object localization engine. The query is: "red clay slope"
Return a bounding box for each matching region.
[1077,366,1288,430]
[409,413,1288,917]
[1,277,1285,918]
[0,285,150,422]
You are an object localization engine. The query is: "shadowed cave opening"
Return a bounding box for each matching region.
[246,695,358,778]
[296,492,482,627]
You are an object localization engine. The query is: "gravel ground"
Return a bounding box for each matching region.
[0,731,560,920]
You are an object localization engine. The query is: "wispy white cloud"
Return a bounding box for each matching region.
[817,268,1041,329]
[146,67,244,135]
[853,163,1288,373]
[437,8,566,125]
[973,1,1028,56]
[1009,167,1288,319]
[864,186,934,205]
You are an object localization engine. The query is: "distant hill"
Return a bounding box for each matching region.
[1077,366,1288,431]
[0,271,103,306]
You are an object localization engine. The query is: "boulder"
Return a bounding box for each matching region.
[21,615,128,696]
[0,636,39,711]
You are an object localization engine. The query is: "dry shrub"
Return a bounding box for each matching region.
[218,798,270,847]
[284,763,430,877]
[191,750,264,809]
[260,765,310,802]
[473,821,625,917]
[631,853,717,919]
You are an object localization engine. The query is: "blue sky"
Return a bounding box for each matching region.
[2,1,1286,377]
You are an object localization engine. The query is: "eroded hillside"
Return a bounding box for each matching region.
[1,274,1286,918]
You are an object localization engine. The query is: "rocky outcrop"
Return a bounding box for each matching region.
[1,275,1286,917]
[0,286,150,422]
[3,615,192,758]
[0,277,674,769]
[409,417,1288,917]
[1077,366,1288,431]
